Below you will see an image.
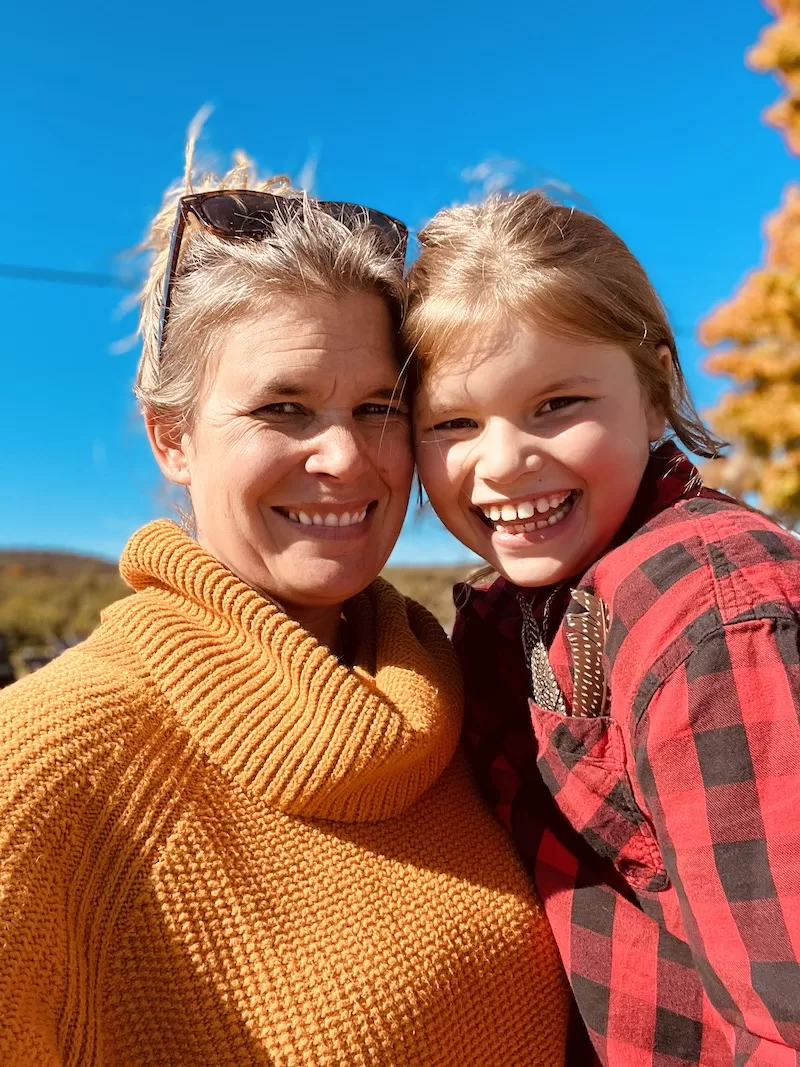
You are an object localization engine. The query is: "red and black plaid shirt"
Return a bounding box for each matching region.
[454,443,800,1066]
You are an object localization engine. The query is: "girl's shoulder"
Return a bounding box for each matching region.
[591,489,800,618]
[581,492,800,717]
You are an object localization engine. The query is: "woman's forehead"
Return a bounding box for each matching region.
[210,295,400,389]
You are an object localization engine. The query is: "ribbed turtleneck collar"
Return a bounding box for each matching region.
[106,521,462,823]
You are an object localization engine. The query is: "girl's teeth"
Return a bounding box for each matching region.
[298,511,313,526]
[483,491,573,523]
[494,499,572,535]
[311,513,324,526]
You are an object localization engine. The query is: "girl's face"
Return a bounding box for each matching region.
[414,322,667,587]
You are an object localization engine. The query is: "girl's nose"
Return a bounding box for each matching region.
[474,421,543,484]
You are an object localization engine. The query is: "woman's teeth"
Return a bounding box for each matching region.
[284,507,369,528]
[480,491,575,532]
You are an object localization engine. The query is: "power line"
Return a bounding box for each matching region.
[0,263,136,290]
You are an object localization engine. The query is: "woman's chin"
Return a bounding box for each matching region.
[262,554,380,611]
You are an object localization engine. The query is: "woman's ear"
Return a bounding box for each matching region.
[646,343,673,442]
[144,412,192,486]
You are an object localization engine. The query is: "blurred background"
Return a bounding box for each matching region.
[2,0,799,679]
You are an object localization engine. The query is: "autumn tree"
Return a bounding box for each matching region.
[701,0,800,523]
[749,0,800,152]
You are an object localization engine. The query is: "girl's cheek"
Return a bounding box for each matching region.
[416,448,458,511]
[556,419,629,465]
[441,447,469,495]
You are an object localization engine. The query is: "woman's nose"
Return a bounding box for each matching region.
[473,421,543,484]
[305,423,370,481]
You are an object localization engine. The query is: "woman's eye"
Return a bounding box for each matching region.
[356,403,408,419]
[253,402,308,419]
[537,396,588,416]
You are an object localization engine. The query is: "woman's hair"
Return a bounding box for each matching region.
[136,129,407,430]
[405,189,724,459]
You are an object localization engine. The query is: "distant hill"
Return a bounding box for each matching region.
[0,549,128,654]
[0,549,120,577]
[0,548,471,658]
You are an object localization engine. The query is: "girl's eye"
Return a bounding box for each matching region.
[537,396,588,416]
[429,417,478,433]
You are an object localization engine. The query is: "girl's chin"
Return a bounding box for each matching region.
[493,557,577,588]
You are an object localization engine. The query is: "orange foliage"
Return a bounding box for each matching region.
[748,3,800,150]
[700,1,800,524]
[701,187,800,521]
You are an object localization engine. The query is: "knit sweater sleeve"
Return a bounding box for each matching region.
[0,644,146,1065]
[0,671,85,1062]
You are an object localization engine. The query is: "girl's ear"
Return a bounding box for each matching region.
[145,412,192,486]
[645,343,673,442]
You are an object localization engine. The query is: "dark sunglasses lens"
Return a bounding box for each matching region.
[196,192,291,236]
[194,193,407,260]
[321,203,408,258]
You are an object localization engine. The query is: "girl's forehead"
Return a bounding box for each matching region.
[420,324,627,396]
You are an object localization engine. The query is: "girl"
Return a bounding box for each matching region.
[406,191,800,1066]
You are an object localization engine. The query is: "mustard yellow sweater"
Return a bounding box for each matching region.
[0,521,568,1066]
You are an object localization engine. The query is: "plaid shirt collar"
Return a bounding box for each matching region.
[456,441,704,629]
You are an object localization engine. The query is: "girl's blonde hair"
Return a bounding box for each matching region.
[405,190,724,458]
[136,128,407,430]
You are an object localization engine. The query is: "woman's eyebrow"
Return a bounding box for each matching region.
[249,382,406,401]
[254,380,308,397]
[372,386,407,401]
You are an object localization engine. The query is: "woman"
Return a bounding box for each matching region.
[0,152,569,1066]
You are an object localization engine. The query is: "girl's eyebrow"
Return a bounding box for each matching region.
[418,374,604,416]
[540,375,602,391]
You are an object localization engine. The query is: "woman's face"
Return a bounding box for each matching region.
[154,291,413,614]
[414,322,666,587]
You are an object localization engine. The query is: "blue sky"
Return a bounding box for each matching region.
[1,0,795,563]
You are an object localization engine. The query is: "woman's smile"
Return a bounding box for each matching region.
[271,500,378,538]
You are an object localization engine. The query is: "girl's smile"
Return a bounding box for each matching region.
[415,322,668,587]
[475,488,582,549]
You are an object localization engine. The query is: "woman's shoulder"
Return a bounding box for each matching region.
[0,624,152,804]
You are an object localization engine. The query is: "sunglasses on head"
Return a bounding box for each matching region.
[156,190,409,358]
